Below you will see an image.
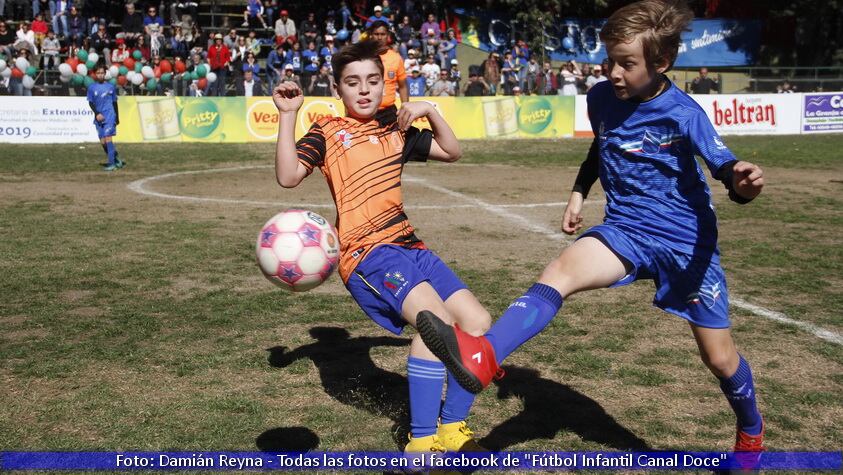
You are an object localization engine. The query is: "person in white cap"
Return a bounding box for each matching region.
[366,5,390,28]
[404,48,419,72]
[278,63,301,88]
[406,65,426,97]
[585,63,607,91]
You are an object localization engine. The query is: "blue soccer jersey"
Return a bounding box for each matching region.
[87,82,118,123]
[583,79,738,255]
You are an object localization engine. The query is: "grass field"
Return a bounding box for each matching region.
[1,135,841,465]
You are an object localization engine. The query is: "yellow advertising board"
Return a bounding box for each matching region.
[116,96,574,143]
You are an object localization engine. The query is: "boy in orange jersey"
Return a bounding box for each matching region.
[366,20,409,125]
[272,39,491,456]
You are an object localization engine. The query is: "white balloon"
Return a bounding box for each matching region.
[141,66,154,79]
[0,59,6,72]
[76,64,88,76]
[105,70,113,80]
[108,65,119,77]
[131,73,144,85]
[88,52,99,64]
[22,75,35,89]
[59,74,71,83]
[206,71,217,83]
[0,68,11,79]
[58,63,72,75]
[15,57,29,71]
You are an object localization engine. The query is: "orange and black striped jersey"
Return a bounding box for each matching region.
[296,116,433,283]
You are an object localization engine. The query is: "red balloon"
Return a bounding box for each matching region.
[117,75,128,86]
[66,57,80,72]
[123,57,135,70]
[154,66,161,78]
[159,59,172,73]
[197,78,208,90]
[174,60,186,74]
[11,68,24,79]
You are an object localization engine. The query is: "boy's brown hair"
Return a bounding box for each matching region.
[331,39,386,83]
[599,0,693,71]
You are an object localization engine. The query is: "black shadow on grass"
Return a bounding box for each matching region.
[256,427,320,451]
[266,327,412,449]
[480,365,651,450]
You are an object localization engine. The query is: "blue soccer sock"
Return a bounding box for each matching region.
[105,142,116,166]
[407,356,445,438]
[485,283,563,363]
[718,355,763,435]
[101,143,108,154]
[439,372,475,425]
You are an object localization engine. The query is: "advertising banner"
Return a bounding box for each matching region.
[0,97,99,143]
[452,9,761,67]
[691,94,803,135]
[802,93,843,133]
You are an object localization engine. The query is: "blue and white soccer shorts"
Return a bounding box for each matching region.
[346,245,467,334]
[95,119,117,139]
[580,224,730,328]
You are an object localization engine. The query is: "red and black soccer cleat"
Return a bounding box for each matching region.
[416,310,503,394]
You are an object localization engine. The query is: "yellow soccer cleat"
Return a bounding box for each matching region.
[437,421,488,452]
[404,433,447,453]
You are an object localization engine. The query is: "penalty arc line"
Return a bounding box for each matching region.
[405,174,843,346]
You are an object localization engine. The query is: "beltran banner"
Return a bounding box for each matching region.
[454,9,761,67]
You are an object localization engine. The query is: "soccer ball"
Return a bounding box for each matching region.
[256,209,340,292]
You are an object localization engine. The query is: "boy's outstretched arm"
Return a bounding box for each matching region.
[715,160,764,203]
[562,138,599,234]
[273,82,309,188]
[397,101,461,162]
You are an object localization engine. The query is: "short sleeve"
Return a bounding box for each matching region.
[686,109,738,176]
[401,126,432,163]
[296,122,326,175]
[86,85,93,102]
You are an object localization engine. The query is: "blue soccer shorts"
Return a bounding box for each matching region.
[580,224,730,329]
[345,245,467,334]
[95,120,117,139]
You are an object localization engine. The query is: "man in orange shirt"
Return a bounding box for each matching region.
[367,20,408,125]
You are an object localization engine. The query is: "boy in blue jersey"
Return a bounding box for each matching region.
[416,0,767,454]
[87,63,123,171]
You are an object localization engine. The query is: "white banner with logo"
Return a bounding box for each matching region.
[0,97,99,143]
[691,93,803,135]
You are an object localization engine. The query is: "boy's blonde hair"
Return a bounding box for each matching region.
[600,0,693,71]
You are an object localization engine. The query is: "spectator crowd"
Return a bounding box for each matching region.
[0,0,610,97]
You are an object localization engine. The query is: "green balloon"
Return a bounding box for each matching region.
[25,66,37,77]
[134,62,142,73]
[83,76,94,87]
[76,50,88,62]
[86,59,96,69]
[132,50,142,60]
[183,71,193,81]
[161,73,172,83]
[146,78,157,90]
[118,65,128,76]
[196,64,207,77]
[71,74,83,86]
[108,78,117,85]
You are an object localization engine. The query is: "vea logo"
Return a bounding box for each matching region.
[517,97,553,134]
[180,100,221,138]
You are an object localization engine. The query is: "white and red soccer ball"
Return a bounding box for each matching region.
[256,209,340,292]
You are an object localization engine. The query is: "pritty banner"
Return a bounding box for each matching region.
[1,451,840,471]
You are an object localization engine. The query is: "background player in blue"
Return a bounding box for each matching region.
[87,63,123,172]
[416,0,767,454]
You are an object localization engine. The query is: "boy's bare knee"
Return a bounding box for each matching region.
[701,351,738,377]
[460,310,491,336]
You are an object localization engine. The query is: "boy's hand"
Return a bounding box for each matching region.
[95,113,104,122]
[397,101,433,131]
[273,82,303,112]
[732,161,764,200]
[562,192,584,234]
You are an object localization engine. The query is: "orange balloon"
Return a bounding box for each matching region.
[197,78,208,90]
[11,68,24,79]
[159,59,172,73]
[154,66,161,78]
[175,60,186,73]
[117,75,128,86]
[66,57,80,71]
[123,57,135,70]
